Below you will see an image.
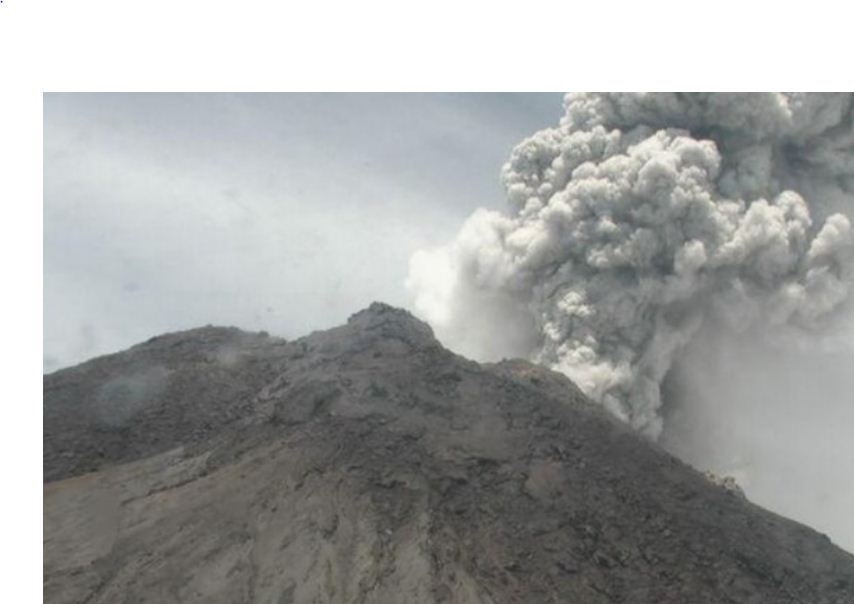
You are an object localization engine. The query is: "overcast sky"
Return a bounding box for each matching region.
[44,93,563,371]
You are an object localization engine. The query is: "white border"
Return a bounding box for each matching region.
[4,0,853,600]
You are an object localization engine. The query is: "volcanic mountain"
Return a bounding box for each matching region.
[43,303,854,603]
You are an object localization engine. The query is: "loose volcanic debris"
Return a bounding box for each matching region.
[44,303,854,603]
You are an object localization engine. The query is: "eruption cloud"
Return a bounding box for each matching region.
[408,93,854,439]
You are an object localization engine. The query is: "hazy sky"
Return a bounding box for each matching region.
[43,92,854,553]
[44,92,564,371]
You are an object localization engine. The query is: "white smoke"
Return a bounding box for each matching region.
[408,93,854,439]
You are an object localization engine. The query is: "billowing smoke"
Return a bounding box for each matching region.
[408,93,854,440]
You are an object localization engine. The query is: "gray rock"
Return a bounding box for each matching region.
[44,303,854,603]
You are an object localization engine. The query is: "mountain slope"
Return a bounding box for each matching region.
[43,303,854,603]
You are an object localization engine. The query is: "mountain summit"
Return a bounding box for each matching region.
[44,304,854,603]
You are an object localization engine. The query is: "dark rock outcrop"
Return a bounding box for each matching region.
[44,303,854,603]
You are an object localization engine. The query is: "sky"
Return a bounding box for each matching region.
[43,92,564,371]
[43,93,854,553]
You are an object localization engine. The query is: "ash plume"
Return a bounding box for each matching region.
[408,93,854,438]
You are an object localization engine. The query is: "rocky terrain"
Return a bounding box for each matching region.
[43,303,854,603]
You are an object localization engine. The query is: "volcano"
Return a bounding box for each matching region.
[43,303,854,603]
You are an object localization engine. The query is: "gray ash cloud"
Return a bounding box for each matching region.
[409,93,854,438]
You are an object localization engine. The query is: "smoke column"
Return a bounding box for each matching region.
[408,93,854,547]
[409,92,853,435]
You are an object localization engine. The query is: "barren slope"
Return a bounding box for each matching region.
[43,303,854,603]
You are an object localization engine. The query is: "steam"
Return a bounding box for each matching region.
[408,93,854,439]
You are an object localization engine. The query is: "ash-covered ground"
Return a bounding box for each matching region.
[44,303,854,603]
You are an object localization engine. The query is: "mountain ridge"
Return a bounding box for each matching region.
[43,303,854,603]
